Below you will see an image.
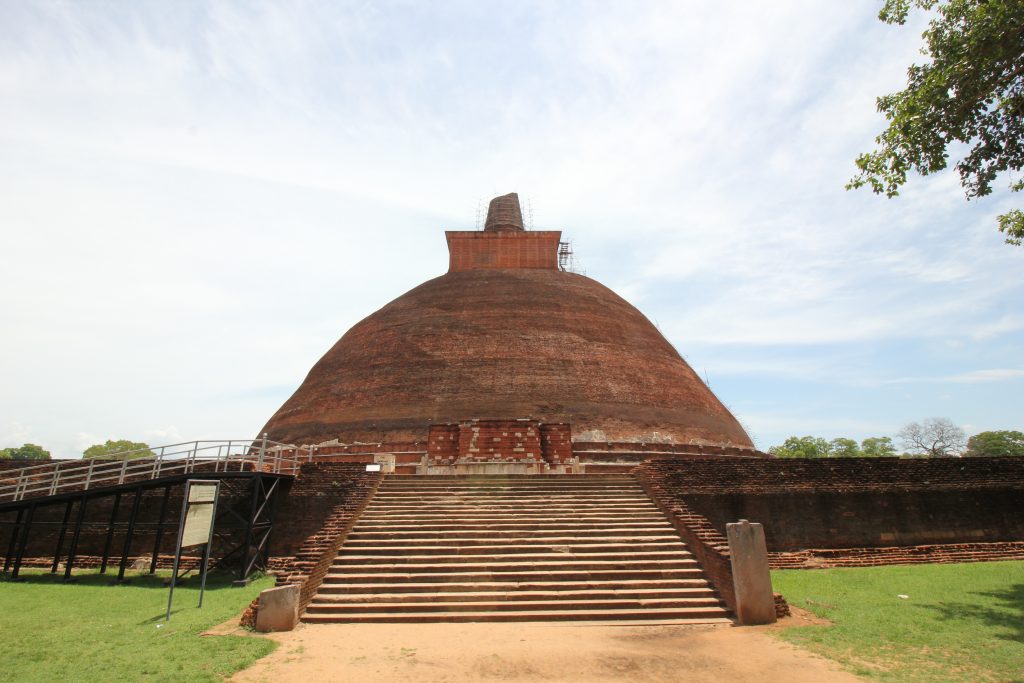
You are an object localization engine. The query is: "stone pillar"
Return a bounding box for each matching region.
[255,584,300,632]
[726,519,776,625]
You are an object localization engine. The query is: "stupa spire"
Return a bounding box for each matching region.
[484,192,525,232]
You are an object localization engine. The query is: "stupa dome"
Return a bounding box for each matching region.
[260,194,752,448]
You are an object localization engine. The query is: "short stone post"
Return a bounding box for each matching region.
[726,519,776,625]
[255,584,300,632]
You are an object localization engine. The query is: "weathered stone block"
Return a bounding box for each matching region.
[255,584,300,632]
[727,520,776,625]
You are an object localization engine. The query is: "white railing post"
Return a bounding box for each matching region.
[49,463,60,496]
[16,472,26,501]
[119,457,129,484]
[85,458,96,490]
[258,433,268,471]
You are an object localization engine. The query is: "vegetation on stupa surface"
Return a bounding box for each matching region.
[773,561,1024,682]
[848,0,1024,245]
[0,568,275,682]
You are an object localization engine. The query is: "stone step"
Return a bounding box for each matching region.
[366,499,654,507]
[302,607,732,624]
[379,476,635,484]
[353,519,669,529]
[301,474,728,625]
[306,597,725,614]
[334,551,694,566]
[331,557,699,572]
[348,531,675,543]
[310,587,718,603]
[377,485,643,491]
[361,505,660,514]
[370,491,649,499]
[341,540,688,554]
[317,578,713,594]
[369,491,650,498]
[322,568,708,583]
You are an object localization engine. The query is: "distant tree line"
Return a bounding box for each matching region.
[0,439,154,461]
[768,418,1024,458]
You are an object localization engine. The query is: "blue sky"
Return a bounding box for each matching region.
[1,1,1021,457]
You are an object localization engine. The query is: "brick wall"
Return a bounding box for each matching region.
[574,443,766,458]
[540,423,573,463]
[635,457,1024,563]
[262,463,381,615]
[457,419,541,462]
[633,464,738,613]
[445,231,562,271]
[769,541,1024,569]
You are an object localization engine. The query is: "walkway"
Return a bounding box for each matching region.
[232,617,863,683]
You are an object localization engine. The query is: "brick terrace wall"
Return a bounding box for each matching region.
[263,463,381,615]
[770,541,1024,569]
[427,425,460,463]
[637,457,1024,556]
[457,419,541,462]
[632,463,738,613]
[573,443,767,459]
[540,424,573,463]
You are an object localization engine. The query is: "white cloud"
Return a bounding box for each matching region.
[0,3,1021,454]
[883,369,1024,385]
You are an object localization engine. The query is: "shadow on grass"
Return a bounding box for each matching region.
[0,569,243,591]
[914,583,1024,644]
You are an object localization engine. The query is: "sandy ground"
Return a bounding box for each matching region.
[227,611,863,683]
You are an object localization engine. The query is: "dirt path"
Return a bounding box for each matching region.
[230,614,862,683]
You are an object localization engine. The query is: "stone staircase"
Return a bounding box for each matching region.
[303,474,732,623]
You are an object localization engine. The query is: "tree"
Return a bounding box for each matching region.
[0,443,52,460]
[829,437,863,457]
[769,436,833,458]
[82,439,154,460]
[966,430,1024,456]
[897,417,967,456]
[861,436,899,457]
[847,0,1024,245]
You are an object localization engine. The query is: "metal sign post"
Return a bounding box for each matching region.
[165,479,220,621]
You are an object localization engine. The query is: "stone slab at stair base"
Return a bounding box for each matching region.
[256,584,300,632]
[727,520,776,625]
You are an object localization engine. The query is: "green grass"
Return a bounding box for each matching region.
[0,568,276,682]
[772,561,1024,683]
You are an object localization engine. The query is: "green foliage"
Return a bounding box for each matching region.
[0,443,52,460]
[829,437,862,458]
[769,435,832,458]
[966,429,1024,456]
[0,569,275,682]
[772,561,1024,682]
[83,439,154,460]
[847,0,1024,245]
[769,435,901,458]
[861,436,898,457]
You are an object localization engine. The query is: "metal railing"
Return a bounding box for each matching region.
[0,437,314,504]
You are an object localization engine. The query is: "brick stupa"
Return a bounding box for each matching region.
[260,193,752,457]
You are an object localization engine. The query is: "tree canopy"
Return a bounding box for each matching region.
[861,436,899,458]
[966,430,1024,456]
[768,435,899,458]
[848,0,1024,245]
[82,439,154,460]
[897,417,967,456]
[0,443,52,460]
